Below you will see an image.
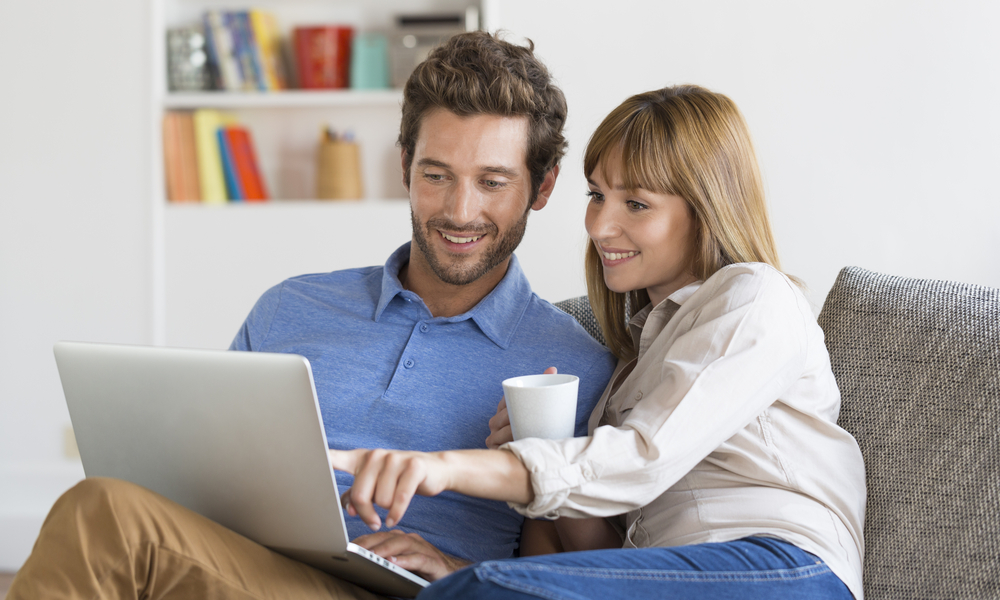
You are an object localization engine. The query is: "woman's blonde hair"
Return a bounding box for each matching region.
[584,85,786,359]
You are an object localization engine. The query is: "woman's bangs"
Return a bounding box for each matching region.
[617,120,677,196]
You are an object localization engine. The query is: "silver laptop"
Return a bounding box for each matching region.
[53,341,430,598]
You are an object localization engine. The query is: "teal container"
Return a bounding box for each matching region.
[350,33,390,89]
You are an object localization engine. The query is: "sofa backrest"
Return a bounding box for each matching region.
[818,266,1000,599]
[554,296,606,346]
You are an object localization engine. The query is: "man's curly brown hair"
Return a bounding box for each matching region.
[398,31,568,203]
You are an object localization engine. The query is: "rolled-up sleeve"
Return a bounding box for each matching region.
[503,267,809,519]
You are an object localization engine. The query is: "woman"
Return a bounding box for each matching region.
[330,85,866,599]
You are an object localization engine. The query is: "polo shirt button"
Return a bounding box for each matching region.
[404,359,415,369]
[420,324,429,333]
[634,391,643,401]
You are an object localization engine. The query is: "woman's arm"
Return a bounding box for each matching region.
[329,447,532,531]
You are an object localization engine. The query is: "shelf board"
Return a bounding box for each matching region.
[163,89,404,109]
[165,198,409,207]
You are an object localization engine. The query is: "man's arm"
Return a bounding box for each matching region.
[353,530,469,582]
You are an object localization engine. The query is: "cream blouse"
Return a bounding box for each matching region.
[504,263,866,599]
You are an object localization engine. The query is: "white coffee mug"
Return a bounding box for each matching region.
[501,374,579,440]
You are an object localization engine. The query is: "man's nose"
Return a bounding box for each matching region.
[443,179,479,226]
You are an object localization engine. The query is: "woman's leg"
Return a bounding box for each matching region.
[8,477,388,600]
[419,537,852,600]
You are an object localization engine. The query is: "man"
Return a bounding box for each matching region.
[9,31,615,599]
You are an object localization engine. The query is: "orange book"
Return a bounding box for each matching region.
[163,112,202,202]
[175,112,202,201]
[224,126,269,201]
[162,112,183,201]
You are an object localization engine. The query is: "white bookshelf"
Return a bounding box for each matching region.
[151,0,487,348]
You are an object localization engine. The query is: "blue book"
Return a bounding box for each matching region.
[236,11,268,90]
[226,11,264,91]
[203,10,242,90]
[217,127,243,201]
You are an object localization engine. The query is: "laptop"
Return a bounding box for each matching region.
[53,341,430,598]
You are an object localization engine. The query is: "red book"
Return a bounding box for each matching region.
[223,126,269,201]
[293,26,353,89]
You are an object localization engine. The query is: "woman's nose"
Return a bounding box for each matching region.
[586,202,620,241]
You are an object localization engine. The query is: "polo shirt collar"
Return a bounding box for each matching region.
[374,243,414,321]
[374,242,532,350]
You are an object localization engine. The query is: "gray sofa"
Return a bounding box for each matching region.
[556,266,1000,600]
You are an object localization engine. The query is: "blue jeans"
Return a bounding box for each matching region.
[418,537,853,600]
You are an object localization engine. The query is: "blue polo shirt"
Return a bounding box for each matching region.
[230,242,615,562]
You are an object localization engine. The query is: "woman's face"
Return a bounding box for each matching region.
[585,160,699,308]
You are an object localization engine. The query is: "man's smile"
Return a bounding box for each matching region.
[439,231,485,245]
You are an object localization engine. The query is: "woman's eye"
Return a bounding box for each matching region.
[586,191,604,203]
[626,200,648,211]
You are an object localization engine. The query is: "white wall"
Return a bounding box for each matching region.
[0,1,151,570]
[500,0,1000,311]
[2,0,999,572]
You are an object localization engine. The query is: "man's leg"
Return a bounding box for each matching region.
[418,537,853,600]
[8,477,389,600]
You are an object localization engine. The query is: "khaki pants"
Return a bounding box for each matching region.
[8,477,390,600]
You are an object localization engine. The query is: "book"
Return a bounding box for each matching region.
[249,9,287,90]
[217,127,243,200]
[166,27,212,91]
[162,112,183,201]
[203,10,242,90]
[227,11,263,91]
[175,112,202,201]
[162,112,201,202]
[224,126,269,201]
[193,109,238,203]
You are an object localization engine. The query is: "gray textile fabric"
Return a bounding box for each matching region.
[818,266,1000,600]
[555,296,606,347]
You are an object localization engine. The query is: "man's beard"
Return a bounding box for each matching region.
[410,208,530,286]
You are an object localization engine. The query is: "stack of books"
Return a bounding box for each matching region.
[163,110,269,203]
[202,9,287,92]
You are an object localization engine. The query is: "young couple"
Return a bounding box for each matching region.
[10,31,864,600]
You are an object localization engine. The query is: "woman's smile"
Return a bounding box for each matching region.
[599,245,640,264]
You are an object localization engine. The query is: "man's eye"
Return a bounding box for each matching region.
[482,180,504,188]
[425,173,444,181]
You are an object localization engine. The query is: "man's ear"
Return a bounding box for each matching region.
[400,150,411,191]
[530,165,559,211]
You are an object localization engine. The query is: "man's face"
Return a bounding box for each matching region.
[406,109,548,286]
